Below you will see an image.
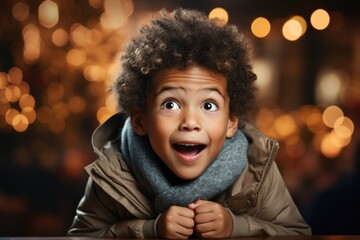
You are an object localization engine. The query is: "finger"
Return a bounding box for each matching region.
[188,202,198,210]
[168,216,194,239]
[195,210,233,238]
[178,207,195,218]
[194,221,216,233]
[188,199,204,210]
[177,215,195,229]
[194,206,213,216]
[159,216,194,238]
[175,226,194,239]
[194,201,225,218]
[195,211,216,224]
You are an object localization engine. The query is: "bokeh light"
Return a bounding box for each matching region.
[208,7,229,27]
[84,65,106,82]
[21,107,36,124]
[274,114,298,139]
[322,105,344,128]
[38,0,59,28]
[97,106,116,123]
[8,67,23,85]
[70,24,92,48]
[100,0,134,30]
[66,49,86,67]
[316,70,347,104]
[68,96,87,114]
[282,18,303,41]
[291,15,307,36]
[310,8,330,30]
[12,1,30,21]
[22,24,41,64]
[251,17,271,38]
[52,28,69,47]
[321,132,342,158]
[333,116,354,139]
[12,114,29,132]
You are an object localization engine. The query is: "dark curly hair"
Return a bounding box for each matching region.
[112,8,257,118]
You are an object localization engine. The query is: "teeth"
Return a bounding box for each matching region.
[177,143,197,147]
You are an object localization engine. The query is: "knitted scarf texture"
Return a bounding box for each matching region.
[120,118,248,214]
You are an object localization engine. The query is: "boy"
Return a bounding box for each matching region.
[68,8,311,238]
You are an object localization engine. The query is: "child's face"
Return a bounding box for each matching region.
[131,65,238,180]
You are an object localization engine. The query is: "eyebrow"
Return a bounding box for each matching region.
[154,86,226,100]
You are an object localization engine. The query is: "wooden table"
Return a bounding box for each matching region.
[0,237,359,240]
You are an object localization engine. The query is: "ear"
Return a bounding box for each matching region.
[226,115,239,138]
[130,112,147,136]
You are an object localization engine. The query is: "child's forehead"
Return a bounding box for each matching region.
[152,65,226,83]
[148,66,229,97]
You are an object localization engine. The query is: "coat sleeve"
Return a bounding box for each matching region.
[230,163,312,236]
[67,177,157,238]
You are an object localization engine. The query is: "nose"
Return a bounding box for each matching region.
[179,108,201,131]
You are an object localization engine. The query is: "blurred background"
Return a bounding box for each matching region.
[0,0,359,236]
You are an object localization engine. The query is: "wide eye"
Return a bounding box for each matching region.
[202,101,218,111]
[161,100,180,110]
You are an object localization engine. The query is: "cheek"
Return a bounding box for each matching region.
[212,130,227,147]
[205,118,229,143]
[147,115,172,143]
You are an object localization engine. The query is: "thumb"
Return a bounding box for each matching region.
[188,199,203,210]
[188,202,198,210]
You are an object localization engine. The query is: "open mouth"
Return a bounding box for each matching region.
[172,143,207,156]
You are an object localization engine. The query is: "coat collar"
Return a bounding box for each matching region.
[222,121,279,213]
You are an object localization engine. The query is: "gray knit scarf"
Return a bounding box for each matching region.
[120,118,248,214]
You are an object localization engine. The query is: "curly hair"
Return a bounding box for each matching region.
[112,8,257,118]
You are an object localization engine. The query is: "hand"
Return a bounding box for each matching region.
[157,205,195,239]
[188,199,233,238]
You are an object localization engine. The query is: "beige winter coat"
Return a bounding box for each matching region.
[68,113,311,237]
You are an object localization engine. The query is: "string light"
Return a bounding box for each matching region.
[256,104,354,159]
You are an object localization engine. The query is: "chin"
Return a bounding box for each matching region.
[175,170,203,180]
